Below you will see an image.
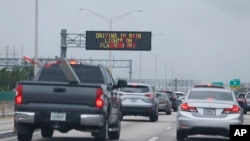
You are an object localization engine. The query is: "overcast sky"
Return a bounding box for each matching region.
[1,0,250,84]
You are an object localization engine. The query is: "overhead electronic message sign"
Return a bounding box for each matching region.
[86,31,151,51]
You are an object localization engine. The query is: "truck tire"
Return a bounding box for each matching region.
[109,117,121,140]
[176,130,186,141]
[94,119,109,141]
[41,128,54,138]
[16,123,33,141]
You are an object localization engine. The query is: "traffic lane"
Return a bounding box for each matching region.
[0,117,14,132]
[0,113,177,141]
[1,113,250,141]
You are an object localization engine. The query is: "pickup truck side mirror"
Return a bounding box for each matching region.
[116,79,127,88]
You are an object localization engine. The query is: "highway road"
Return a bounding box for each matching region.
[1,112,250,141]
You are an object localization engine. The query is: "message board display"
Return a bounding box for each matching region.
[86,31,151,51]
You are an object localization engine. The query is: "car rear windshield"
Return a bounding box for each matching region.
[188,90,233,101]
[238,94,245,99]
[119,85,150,93]
[38,64,105,84]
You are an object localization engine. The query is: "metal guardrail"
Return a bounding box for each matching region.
[0,101,14,117]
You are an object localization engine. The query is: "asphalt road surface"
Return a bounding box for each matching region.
[1,112,250,141]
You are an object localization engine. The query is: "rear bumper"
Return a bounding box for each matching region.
[176,112,243,136]
[15,111,104,127]
[121,105,156,116]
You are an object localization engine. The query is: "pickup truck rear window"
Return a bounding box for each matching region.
[38,64,104,83]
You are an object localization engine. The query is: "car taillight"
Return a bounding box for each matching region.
[180,102,197,112]
[145,93,154,98]
[15,84,23,104]
[96,88,104,108]
[222,105,240,114]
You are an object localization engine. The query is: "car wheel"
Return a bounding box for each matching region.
[150,109,158,122]
[173,107,178,112]
[109,116,121,140]
[176,130,186,141]
[244,110,247,115]
[41,128,54,138]
[16,123,33,141]
[166,108,172,115]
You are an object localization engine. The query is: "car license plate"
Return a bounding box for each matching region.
[51,112,66,121]
[204,108,216,115]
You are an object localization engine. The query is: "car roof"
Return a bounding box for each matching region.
[126,82,151,87]
[175,91,185,94]
[158,89,174,92]
[194,84,224,89]
[191,87,231,92]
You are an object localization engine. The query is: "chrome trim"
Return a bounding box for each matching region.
[80,114,104,126]
[15,112,35,123]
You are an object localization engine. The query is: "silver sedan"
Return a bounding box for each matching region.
[176,85,244,141]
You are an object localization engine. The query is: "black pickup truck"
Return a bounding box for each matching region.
[14,59,127,141]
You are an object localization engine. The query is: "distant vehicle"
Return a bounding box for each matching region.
[175,91,185,109]
[175,91,185,99]
[156,92,172,115]
[245,92,250,113]
[176,84,244,141]
[119,83,159,122]
[158,90,178,111]
[237,93,247,114]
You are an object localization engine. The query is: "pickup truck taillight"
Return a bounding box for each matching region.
[15,84,23,104]
[96,88,104,108]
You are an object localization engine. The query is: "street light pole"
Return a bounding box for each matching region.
[34,0,38,76]
[154,49,173,80]
[79,9,141,74]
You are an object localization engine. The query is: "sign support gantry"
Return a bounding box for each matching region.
[60,29,132,80]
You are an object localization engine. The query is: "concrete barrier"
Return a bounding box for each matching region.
[0,101,14,117]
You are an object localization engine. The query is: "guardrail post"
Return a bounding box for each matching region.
[1,100,5,117]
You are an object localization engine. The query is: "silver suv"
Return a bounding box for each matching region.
[118,83,159,122]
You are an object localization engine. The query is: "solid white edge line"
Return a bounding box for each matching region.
[0,131,40,141]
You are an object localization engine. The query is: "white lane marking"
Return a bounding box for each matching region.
[165,126,172,130]
[0,130,14,134]
[0,131,40,141]
[148,136,158,141]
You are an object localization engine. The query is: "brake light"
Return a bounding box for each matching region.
[96,88,104,108]
[15,84,23,104]
[223,105,240,114]
[180,102,197,112]
[145,93,154,98]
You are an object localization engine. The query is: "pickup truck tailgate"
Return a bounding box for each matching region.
[19,82,103,109]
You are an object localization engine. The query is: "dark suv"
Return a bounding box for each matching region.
[237,93,247,114]
[158,90,178,111]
